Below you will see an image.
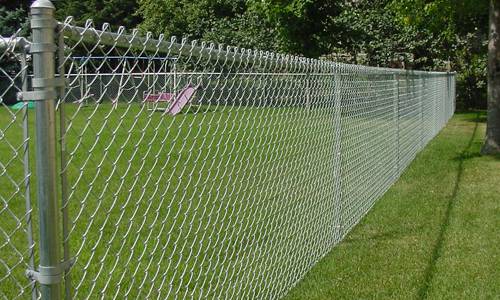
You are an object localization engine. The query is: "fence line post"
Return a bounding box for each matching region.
[447,73,451,120]
[20,45,38,300]
[419,74,424,150]
[333,71,344,242]
[29,1,62,299]
[452,74,456,114]
[422,75,427,144]
[393,72,400,177]
[306,72,311,110]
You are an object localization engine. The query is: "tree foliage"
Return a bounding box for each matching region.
[0,0,489,108]
[0,0,30,36]
[56,0,142,30]
[253,0,343,57]
[389,0,488,108]
[137,0,276,51]
[137,0,343,57]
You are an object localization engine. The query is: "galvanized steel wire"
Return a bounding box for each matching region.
[0,15,454,300]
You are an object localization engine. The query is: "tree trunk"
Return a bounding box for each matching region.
[482,0,500,154]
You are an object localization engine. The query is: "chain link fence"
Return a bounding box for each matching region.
[0,2,455,299]
[0,34,37,299]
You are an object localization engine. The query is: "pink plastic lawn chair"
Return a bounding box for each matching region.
[143,84,200,115]
[143,91,175,111]
[166,84,200,115]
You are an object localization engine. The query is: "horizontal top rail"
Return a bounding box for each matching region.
[71,55,178,61]
[0,25,455,78]
[58,20,453,76]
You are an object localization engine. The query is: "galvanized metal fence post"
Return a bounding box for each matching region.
[445,70,451,121]
[394,72,400,177]
[305,71,311,110]
[20,42,38,300]
[333,71,344,243]
[29,1,62,299]
[57,25,73,300]
[419,73,424,150]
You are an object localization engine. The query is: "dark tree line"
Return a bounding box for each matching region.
[0,0,488,109]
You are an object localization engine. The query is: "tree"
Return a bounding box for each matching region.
[389,0,488,109]
[330,0,424,67]
[138,0,247,40]
[137,0,278,52]
[254,0,343,58]
[56,0,142,30]
[137,0,343,58]
[482,0,500,154]
[0,1,30,36]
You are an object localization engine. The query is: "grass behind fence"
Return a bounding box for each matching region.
[63,102,339,299]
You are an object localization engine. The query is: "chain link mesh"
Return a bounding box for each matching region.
[0,34,37,300]
[55,20,455,299]
[0,18,455,299]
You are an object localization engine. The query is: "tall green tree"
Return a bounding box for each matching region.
[331,0,424,67]
[0,1,30,36]
[56,0,142,30]
[138,0,279,52]
[253,0,343,57]
[137,0,343,58]
[138,0,246,39]
[482,0,500,154]
[389,0,489,108]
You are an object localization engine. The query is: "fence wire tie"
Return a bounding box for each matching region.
[25,258,75,285]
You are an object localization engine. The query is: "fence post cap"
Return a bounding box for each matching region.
[31,0,55,10]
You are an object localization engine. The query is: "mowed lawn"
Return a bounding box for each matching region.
[2,103,495,299]
[0,102,341,299]
[284,112,500,299]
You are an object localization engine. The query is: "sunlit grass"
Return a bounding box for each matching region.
[1,101,340,299]
[284,112,500,299]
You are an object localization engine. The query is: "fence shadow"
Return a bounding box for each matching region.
[417,113,480,300]
[460,111,487,123]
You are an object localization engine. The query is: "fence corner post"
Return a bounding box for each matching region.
[29,0,62,299]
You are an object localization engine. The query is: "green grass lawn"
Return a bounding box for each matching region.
[60,102,342,299]
[1,101,343,299]
[1,100,473,299]
[283,111,500,300]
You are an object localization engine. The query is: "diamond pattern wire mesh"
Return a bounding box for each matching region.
[0,18,454,299]
[55,20,454,299]
[58,20,344,299]
[0,34,36,300]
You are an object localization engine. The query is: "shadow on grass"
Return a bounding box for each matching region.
[417,113,480,300]
[461,111,487,123]
[484,152,500,161]
[453,150,482,161]
[343,225,427,243]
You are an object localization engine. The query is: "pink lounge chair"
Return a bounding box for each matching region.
[144,84,199,115]
[143,92,174,102]
[166,84,200,115]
